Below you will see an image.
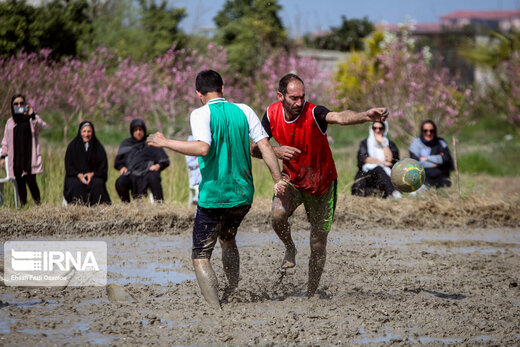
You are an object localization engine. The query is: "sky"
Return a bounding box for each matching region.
[173,0,520,36]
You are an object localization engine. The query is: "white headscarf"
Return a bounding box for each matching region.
[362,121,391,176]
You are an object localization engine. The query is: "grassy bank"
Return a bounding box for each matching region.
[0,139,519,209]
[0,112,519,208]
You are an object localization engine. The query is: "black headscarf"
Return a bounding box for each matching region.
[65,121,108,181]
[114,119,169,176]
[11,94,32,176]
[419,119,440,147]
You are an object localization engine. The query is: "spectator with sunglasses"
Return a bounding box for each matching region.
[352,121,401,199]
[409,119,454,189]
[1,94,48,206]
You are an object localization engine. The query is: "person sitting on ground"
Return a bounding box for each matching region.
[63,121,111,205]
[352,121,401,199]
[114,119,170,202]
[185,135,201,206]
[409,119,454,189]
[1,94,48,206]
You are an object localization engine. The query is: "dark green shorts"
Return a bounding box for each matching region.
[286,180,337,233]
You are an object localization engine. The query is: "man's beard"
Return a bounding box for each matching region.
[282,99,303,117]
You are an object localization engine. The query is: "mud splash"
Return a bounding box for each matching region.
[1,226,519,345]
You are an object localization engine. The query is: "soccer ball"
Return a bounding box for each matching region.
[390,158,425,193]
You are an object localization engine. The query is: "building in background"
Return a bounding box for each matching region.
[440,10,520,32]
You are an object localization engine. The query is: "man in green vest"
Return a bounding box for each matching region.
[147,70,287,309]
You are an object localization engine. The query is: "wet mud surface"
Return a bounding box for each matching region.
[1,221,519,345]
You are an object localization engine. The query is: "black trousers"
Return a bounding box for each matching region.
[351,166,396,198]
[425,167,452,188]
[64,176,111,206]
[115,171,164,202]
[15,174,40,205]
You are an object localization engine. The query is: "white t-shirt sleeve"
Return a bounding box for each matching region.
[190,105,212,146]
[237,104,268,143]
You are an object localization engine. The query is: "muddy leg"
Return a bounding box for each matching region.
[272,194,299,269]
[220,237,239,290]
[307,229,328,297]
[192,259,221,310]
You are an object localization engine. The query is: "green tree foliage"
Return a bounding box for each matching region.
[0,0,92,59]
[304,16,374,51]
[214,0,287,75]
[139,0,187,56]
[0,0,187,61]
[88,0,187,61]
[459,30,520,68]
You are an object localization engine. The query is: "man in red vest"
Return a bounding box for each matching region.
[252,73,388,297]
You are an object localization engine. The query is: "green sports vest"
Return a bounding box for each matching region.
[198,98,254,208]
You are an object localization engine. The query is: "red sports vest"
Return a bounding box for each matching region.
[267,101,337,196]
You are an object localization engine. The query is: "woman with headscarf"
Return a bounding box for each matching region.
[409,119,454,188]
[1,94,48,205]
[64,121,111,205]
[114,119,170,202]
[352,121,401,199]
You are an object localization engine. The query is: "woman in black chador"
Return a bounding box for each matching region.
[63,121,111,205]
[114,119,170,202]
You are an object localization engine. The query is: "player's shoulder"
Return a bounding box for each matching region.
[233,102,254,112]
[190,103,210,117]
[306,101,319,109]
[266,101,283,115]
[234,102,262,118]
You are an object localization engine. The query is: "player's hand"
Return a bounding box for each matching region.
[275,146,301,161]
[120,167,128,175]
[367,107,389,122]
[149,164,160,172]
[274,179,288,196]
[146,132,167,148]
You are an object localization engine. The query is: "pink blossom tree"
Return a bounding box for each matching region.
[334,28,475,141]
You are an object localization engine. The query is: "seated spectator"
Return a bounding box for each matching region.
[409,120,454,188]
[64,121,111,205]
[352,121,401,199]
[114,119,170,202]
[185,135,201,206]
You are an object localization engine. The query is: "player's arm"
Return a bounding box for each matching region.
[251,111,301,161]
[251,140,301,161]
[256,138,288,195]
[256,138,281,182]
[147,132,209,157]
[325,108,389,125]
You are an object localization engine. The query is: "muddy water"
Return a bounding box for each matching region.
[1,226,519,345]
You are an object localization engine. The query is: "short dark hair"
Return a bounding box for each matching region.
[195,70,223,95]
[278,73,304,95]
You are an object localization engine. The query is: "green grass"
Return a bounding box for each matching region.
[1,109,519,209]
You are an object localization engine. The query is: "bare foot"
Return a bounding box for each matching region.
[281,247,297,269]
